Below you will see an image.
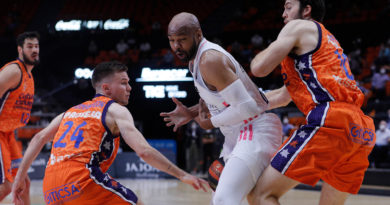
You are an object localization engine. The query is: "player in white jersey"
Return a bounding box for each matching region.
[161,12,282,205]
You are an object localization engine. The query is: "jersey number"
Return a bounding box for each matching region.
[335,50,354,80]
[54,121,86,148]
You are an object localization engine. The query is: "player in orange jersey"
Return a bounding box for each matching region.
[0,31,40,205]
[11,61,208,205]
[248,0,376,204]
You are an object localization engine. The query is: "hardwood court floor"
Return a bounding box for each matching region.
[2,179,390,205]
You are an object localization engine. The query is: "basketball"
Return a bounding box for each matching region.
[208,157,225,191]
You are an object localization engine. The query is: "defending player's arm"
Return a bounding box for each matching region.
[265,86,292,110]
[199,50,266,127]
[110,103,208,191]
[250,20,304,77]
[12,114,64,204]
[0,64,21,97]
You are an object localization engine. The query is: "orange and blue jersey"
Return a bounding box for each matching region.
[47,94,118,171]
[271,21,375,194]
[281,21,364,116]
[0,59,33,184]
[43,94,137,205]
[0,59,34,132]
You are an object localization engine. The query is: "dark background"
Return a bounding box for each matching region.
[1,0,390,167]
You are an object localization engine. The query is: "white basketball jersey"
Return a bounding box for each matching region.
[189,38,269,157]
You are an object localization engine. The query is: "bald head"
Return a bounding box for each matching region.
[168,12,201,36]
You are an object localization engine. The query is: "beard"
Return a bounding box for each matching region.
[23,52,40,66]
[177,37,199,63]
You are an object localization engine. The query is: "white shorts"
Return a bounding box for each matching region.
[220,113,282,182]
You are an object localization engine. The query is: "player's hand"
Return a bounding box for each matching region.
[180,173,209,192]
[160,97,193,132]
[198,98,209,121]
[195,99,214,129]
[12,175,27,205]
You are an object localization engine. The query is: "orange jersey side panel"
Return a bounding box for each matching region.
[0,59,34,132]
[281,21,364,115]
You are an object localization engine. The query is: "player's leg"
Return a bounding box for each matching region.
[247,166,299,205]
[212,157,255,205]
[319,182,348,205]
[8,132,30,205]
[0,133,12,201]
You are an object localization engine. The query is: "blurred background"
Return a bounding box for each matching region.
[1,0,390,183]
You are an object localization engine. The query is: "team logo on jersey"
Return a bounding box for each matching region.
[44,181,82,204]
[332,75,359,91]
[14,93,33,111]
[348,123,375,146]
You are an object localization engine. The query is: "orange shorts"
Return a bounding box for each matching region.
[0,131,23,183]
[270,102,375,194]
[43,161,138,205]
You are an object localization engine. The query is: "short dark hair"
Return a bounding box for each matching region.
[16,31,40,47]
[298,0,325,22]
[91,61,128,88]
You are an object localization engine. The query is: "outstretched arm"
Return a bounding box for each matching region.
[250,20,305,77]
[110,103,208,191]
[12,114,63,204]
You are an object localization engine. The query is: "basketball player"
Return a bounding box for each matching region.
[162,12,282,204]
[0,31,40,205]
[12,62,208,205]
[248,0,376,204]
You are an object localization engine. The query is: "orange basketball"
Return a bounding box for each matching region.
[207,157,225,191]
